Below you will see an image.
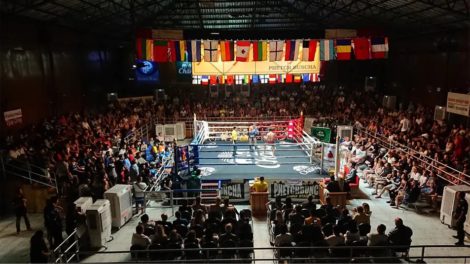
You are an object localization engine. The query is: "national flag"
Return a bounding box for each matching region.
[226,75,234,85]
[235,75,244,85]
[284,40,300,61]
[243,75,250,84]
[220,40,234,61]
[153,40,169,62]
[302,74,310,83]
[204,40,219,62]
[192,75,202,85]
[201,75,209,85]
[252,75,260,84]
[218,75,225,84]
[268,74,277,84]
[319,39,335,61]
[285,74,293,83]
[187,40,202,62]
[352,38,371,60]
[209,75,217,85]
[312,73,320,82]
[253,41,267,61]
[269,41,284,61]
[136,38,145,59]
[302,40,318,61]
[336,39,352,60]
[169,40,186,61]
[235,41,250,62]
[145,39,154,60]
[302,73,320,82]
[294,75,302,83]
[371,37,389,59]
[260,74,269,84]
[277,74,284,83]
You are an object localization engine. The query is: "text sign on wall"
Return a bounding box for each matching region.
[447,92,470,117]
[270,180,320,200]
[4,108,22,127]
[220,181,246,199]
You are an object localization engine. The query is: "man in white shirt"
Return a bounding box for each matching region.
[133,176,148,214]
[131,224,151,248]
[409,166,421,182]
[399,115,410,133]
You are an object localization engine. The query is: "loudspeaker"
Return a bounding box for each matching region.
[107,93,118,102]
[434,106,446,121]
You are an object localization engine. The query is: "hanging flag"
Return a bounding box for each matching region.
[201,75,209,85]
[336,39,352,60]
[253,41,267,61]
[277,74,284,83]
[187,40,202,62]
[209,75,218,85]
[371,37,389,59]
[284,40,300,61]
[352,38,371,60]
[285,74,293,83]
[169,40,186,61]
[252,75,260,84]
[192,75,202,85]
[319,39,335,61]
[243,75,250,84]
[204,40,219,62]
[260,74,269,84]
[269,41,284,61]
[302,73,320,82]
[153,40,169,62]
[302,40,318,61]
[312,73,320,82]
[145,39,154,60]
[302,73,310,83]
[226,75,234,85]
[136,38,145,59]
[235,75,244,85]
[236,41,250,62]
[268,74,277,84]
[218,75,225,84]
[220,40,234,61]
[294,75,302,83]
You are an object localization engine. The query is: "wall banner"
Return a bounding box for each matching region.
[447,92,470,117]
[270,180,320,200]
[220,180,246,200]
[4,108,22,127]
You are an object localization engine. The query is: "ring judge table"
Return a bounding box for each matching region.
[249,179,269,217]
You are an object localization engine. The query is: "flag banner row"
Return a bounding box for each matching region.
[136,38,389,63]
[192,73,320,85]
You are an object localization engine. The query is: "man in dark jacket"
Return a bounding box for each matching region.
[454,192,468,246]
[388,218,413,253]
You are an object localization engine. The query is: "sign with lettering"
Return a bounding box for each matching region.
[220,181,246,199]
[4,108,22,127]
[176,62,192,82]
[192,43,320,75]
[447,92,470,117]
[270,180,320,200]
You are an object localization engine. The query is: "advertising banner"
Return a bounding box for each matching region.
[311,127,332,143]
[4,108,22,127]
[176,61,192,82]
[135,60,160,83]
[447,92,470,117]
[220,180,247,200]
[193,42,320,75]
[270,180,320,201]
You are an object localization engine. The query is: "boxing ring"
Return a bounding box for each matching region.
[186,115,334,180]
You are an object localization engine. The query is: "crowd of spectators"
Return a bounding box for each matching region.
[130,196,254,261]
[267,196,413,261]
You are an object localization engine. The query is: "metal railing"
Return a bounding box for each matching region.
[52,229,80,263]
[0,153,58,191]
[124,117,157,144]
[355,126,470,186]
[75,244,470,263]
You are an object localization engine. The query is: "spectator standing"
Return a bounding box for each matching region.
[30,230,50,263]
[13,187,32,234]
[133,176,148,214]
[453,192,468,245]
[43,197,63,249]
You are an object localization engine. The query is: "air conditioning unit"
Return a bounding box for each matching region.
[440,185,470,227]
[74,197,93,214]
[164,124,176,142]
[464,193,470,235]
[155,124,164,138]
[434,106,446,121]
[175,122,186,140]
[86,199,112,248]
[104,184,133,229]
[382,95,397,110]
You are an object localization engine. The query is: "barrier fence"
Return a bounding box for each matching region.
[66,245,469,263]
[355,126,470,186]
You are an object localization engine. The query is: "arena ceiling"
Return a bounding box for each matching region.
[1,0,469,38]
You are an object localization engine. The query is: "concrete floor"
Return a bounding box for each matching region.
[1,180,470,263]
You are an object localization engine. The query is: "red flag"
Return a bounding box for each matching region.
[236,41,250,61]
[153,40,169,62]
[168,41,176,62]
[285,74,293,83]
[209,75,217,85]
[226,75,234,85]
[269,74,277,84]
[353,38,371,60]
[136,38,144,59]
